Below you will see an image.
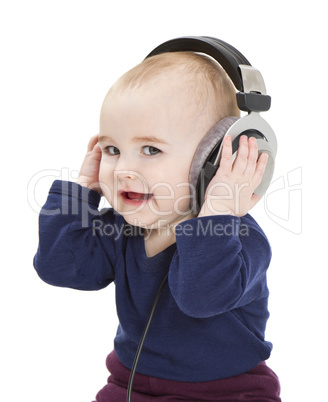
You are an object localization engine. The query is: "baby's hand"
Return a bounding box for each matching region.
[198,135,268,218]
[75,135,102,194]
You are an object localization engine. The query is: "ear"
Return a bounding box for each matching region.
[189,116,239,214]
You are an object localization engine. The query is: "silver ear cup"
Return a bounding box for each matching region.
[215,112,277,199]
[190,112,277,214]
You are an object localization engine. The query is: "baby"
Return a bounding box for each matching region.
[34,50,281,400]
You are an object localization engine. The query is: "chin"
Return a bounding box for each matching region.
[120,213,168,231]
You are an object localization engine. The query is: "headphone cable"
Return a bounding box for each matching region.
[126,271,169,402]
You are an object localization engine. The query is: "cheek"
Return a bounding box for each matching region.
[154,156,191,185]
[167,163,193,214]
[173,182,193,215]
[99,162,115,200]
[153,157,191,191]
[149,171,192,215]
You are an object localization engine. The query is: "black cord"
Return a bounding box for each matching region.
[126,271,169,402]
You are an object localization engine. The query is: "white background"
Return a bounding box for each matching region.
[1,1,327,401]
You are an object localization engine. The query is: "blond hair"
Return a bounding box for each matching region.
[111,51,240,129]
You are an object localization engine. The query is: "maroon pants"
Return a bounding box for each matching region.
[95,351,281,401]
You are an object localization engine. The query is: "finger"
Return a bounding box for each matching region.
[219,135,233,174]
[244,137,258,177]
[87,134,99,152]
[233,135,249,174]
[252,152,269,188]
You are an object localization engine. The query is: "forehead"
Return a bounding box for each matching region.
[104,70,203,115]
[100,79,211,147]
[99,53,223,147]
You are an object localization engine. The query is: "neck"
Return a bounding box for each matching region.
[143,226,176,258]
[142,214,196,258]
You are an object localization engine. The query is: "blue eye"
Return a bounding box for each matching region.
[143,146,161,156]
[106,146,120,155]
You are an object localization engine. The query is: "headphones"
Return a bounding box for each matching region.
[145,36,277,213]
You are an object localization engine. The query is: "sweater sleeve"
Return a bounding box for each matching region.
[33,180,116,290]
[168,214,272,318]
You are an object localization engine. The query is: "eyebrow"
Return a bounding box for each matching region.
[132,136,169,145]
[98,135,169,145]
[98,135,114,143]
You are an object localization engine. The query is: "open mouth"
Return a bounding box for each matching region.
[121,191,153,203]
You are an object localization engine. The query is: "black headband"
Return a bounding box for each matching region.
[145,36,271,113]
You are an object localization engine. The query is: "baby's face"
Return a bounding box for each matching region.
[98,77,208,230]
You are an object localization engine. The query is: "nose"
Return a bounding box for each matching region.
[115,169,148,194]
[114,153,139,181]
[113,155,147,190]
[115,170,138,181]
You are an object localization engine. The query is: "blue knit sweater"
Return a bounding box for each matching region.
[34,180,273,382]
